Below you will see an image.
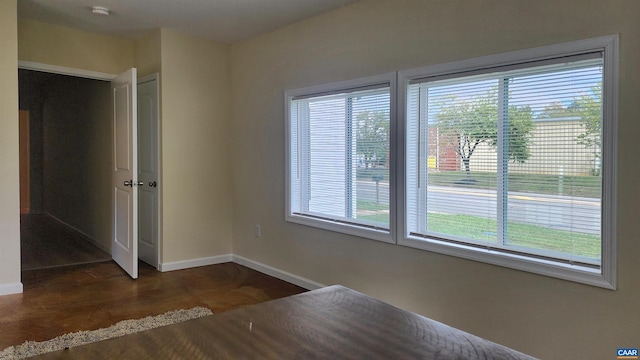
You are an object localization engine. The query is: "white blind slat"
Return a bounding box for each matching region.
[291,85,391,229]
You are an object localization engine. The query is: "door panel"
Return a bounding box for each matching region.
[114,188,131,248]
[139,95,154,173]
[112,68,138,279]
[138,189,156,249]
[114,85,131,170]
[137,77,159,268]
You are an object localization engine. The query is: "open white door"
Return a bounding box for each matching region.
[137,75,160,268]
[112,68,139,279]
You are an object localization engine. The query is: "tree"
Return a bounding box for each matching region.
[537,84,602,160]
[571,85,602,160]
[537,101,575,119]
[356,111,389,168]
[436,88,534,177]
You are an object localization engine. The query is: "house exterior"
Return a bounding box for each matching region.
[430,116,599,176]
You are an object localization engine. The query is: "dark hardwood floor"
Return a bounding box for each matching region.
[21,214,111,270]
[6,214,307,350]
[0,261,306,349]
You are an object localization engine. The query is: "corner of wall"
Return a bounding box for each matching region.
[0,0,21,290]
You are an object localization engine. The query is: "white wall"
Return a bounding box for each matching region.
[230,1,640,359]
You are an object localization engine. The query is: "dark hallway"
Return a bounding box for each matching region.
[21,214,110,271]
[19,70,113,271]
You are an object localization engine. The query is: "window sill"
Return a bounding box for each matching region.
[286,214,393,244]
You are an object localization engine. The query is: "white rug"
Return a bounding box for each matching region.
[0,307,213,359]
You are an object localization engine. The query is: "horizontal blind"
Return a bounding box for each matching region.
[406,55,603,265]
[290,85,391,230]
[505,61,602,264]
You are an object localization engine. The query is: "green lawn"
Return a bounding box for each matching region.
[356,199,389,223]
[426,212,600,259]
[355,200,600,260]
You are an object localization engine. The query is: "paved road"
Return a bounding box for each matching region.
[356,180,600,234]
[357,180,390,205]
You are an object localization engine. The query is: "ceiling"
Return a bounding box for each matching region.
[18,0,360,43]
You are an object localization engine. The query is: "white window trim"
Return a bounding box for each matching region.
[285,73,397,244]
[397,35,618,289]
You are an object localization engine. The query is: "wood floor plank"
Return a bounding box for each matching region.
[7,216,305,350]
[29,286,536,360]
[0,262,306,349]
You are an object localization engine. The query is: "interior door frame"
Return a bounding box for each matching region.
[17,61,162,271]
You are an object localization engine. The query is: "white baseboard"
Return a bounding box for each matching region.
[0,282,23,296]
[159,254,233,272]
[232,255,326,290]
[157,254,325,291]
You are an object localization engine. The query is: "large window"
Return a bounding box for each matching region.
[286,36,617,288]
[286,74,395,242]
[400,36,617,288]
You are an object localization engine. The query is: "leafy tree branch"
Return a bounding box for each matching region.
[436,87,534,177]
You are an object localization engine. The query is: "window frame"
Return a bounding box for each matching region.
[285,73,397,243]
[397,35,618,289]
[283,36,617,289]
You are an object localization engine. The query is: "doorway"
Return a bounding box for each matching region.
[18,69,113,270]
[18,65,161,273]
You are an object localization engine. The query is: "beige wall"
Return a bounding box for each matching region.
[159,29,233,262]
[134,30,161,78]
[230,1,640,358]
[0,0,20,292]
[18,19,134,75]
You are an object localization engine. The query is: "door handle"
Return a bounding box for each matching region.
[123,180,144,187]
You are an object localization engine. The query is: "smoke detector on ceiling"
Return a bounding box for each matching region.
[91,6,110,15]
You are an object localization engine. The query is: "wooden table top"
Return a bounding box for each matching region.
[33,285,536,359]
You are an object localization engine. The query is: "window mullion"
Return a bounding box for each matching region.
[418,84,429,234]
[300,101,311,213]
[346,97,354,219]
[496,78,509,246]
